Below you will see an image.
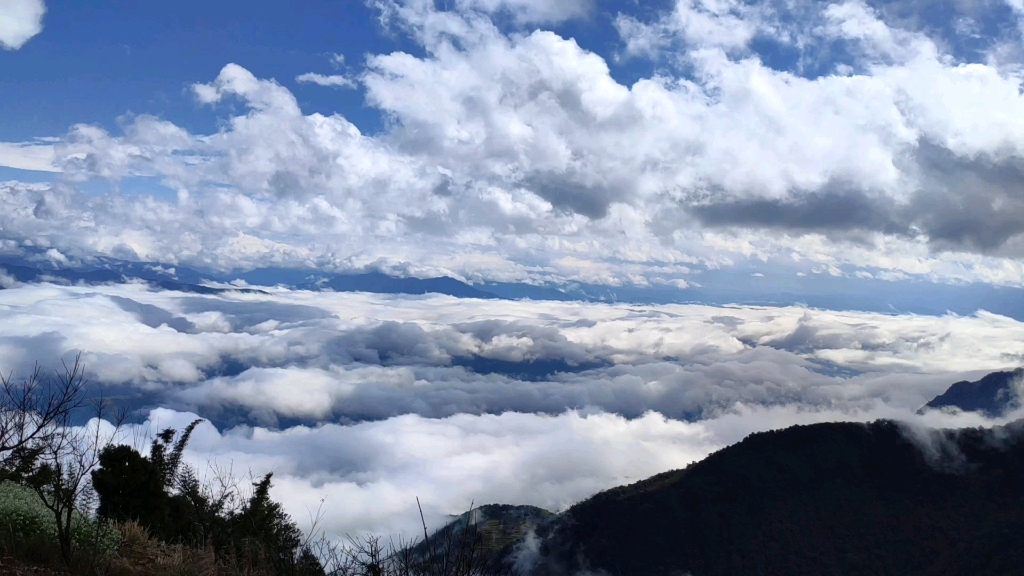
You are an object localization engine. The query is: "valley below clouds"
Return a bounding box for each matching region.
[2,280,1021,539]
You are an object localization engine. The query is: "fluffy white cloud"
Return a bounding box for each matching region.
[1,283,1022,426]
[616,0,763,55]
[0,268,16,288]
[7,0,1024,287]
[0,0,45,50]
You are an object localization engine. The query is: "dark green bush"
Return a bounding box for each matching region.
[92,423,322,576]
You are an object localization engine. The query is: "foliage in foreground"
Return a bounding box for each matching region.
[0,357,523,576]
[0,481,119,557]
[89,420,321,576]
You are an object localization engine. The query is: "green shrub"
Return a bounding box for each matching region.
[0,481,56,543]
[0,481,121,556]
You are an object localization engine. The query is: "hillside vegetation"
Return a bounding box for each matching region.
[528,420,1024,576]
[0,360,517,576]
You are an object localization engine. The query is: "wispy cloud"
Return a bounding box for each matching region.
[295,72,357,89]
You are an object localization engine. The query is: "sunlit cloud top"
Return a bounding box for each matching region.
[4,0,1024,292]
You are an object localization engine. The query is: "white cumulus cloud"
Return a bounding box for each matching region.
[0,0,45,50]
[7,0,1024,286]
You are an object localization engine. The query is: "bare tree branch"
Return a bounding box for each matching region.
[23,368,127,565]
[0,354,87,464]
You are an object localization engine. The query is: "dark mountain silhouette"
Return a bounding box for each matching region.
[235,268,503,298]
[0,261,263,295]
[520,419,1024,576]
[0,253,503,300]
[11,252,1024,321]
[412,504,553,563]
[920,368,1023,416]
[322,271,499,299]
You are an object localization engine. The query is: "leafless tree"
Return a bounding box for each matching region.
[15,358,127,564]
[0,355,88,471]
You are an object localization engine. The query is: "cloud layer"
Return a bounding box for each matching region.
[4,0,1024,288]
[3,280,1022,539]
[3,281,1023,424]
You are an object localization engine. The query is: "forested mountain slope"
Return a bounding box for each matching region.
[527,420,1024,576]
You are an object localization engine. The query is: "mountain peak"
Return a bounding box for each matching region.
[921,368,1024,416]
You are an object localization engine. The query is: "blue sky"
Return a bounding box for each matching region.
[5,0,1013,141]
[2,0,402,139]
[1,0,671,140]
[5,0,1024,296]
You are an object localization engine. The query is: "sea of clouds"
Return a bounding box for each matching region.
[6,0,1024,543]
[2,280,1022,539]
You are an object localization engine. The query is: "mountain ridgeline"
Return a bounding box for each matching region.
[920,368,1023,416]
[13,252,1024,317]
[510,419,1024,576]
[0,254,510,299]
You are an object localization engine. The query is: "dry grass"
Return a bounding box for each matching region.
[0,518,305,576]
[0,556,65,575]
[94,522,218,576]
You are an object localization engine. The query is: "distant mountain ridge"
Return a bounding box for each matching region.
[920,368,1023,416]
[0,254,651,302]
[321,271,498,299]
[10,252,1024,319]
[0,261,255,295]
[504,419,1024,576]
[410,503,553,570]
[0,255,509,300]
